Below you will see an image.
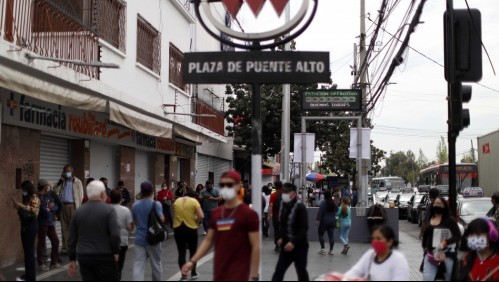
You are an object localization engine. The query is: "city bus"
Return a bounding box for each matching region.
[371,177,405,195]
[418,163,479,191]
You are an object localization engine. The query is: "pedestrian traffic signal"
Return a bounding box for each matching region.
[450,82,472,133]
[444,9,482,82]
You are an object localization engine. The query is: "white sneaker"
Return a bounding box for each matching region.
[328,250,335,256]
[16,278,25,281]
[203,231,207,236]
[318,249,327,255]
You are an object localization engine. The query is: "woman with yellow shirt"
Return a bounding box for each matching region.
[173,189,205,281]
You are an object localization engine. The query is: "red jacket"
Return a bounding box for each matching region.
[157,189,173,203]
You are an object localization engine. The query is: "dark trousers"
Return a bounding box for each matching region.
[318,224,335,251]
[79,258,119,281]
[272,217,281,247]
[272,243,310,281]
[174,224,198,275]
[21,220,39,281]
[203,209,212,233]
[263,213,269,236]
[37,225,59,266]
[162,203,173,228]
[118,246,128,280]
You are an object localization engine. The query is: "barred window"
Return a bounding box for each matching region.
[169,43,185,91]
[137,15,161,75]
[95,0,127,52]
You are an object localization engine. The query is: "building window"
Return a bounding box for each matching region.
[95,0,127,52]
[137,15,161,75]
[169,43,185,91]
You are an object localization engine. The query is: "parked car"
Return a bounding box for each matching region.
[396,193,414,219]
[457,188,492,228]
[407,194,425,224]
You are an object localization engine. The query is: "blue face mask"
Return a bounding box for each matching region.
[22,191,28,197]
[65,172,72,179]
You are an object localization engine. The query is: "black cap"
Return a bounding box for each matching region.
[282,183,297,193]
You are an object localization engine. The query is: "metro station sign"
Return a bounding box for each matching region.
[184,51,330,84]
[301,89,362,112]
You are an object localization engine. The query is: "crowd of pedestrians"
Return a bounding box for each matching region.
[11,166,499,282]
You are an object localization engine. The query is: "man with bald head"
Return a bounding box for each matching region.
[67,181,120,281]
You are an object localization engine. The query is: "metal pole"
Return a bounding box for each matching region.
[301,117,307,192]
[281,3,291,182]
[446,0,457,218]
[357,117,364,203]
[359,0,369,205]
[251,83,263,277]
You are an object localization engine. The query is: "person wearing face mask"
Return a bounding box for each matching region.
[344,225,409,281]
[181,170,260,281]
[53,164,84,255]
[421,197,461,281]
[13,181,40,282]
[271,183,310,281]
[67,180,120,281]
[36,179,61,272]
[199,181,222,236]
[458,218,499,281]
[157,182,174,229]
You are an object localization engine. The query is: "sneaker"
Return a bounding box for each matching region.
[203,231,207,236]
[16,277,26,281]
[50,263,62,270]
[328,251,335,256]
[39,264,49,272]
[318,249,327,255]
[180,276,188,281]
[344,245,350,255]
[191,272,200,280]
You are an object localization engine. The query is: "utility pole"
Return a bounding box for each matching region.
[281,3,291,183]
[359,0,368,204]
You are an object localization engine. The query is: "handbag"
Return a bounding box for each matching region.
[18,208,37,223]
[147,202,167,245]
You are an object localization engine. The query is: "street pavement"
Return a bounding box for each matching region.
[1,220,424,281]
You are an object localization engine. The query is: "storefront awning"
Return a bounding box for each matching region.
[109,102,172,139]
[0,56,106,112]
[174,125,210,144]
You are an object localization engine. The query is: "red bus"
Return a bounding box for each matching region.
[418,163,479,191]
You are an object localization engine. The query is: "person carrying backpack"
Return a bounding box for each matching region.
[131,181,165,281]
[268,181,284,252]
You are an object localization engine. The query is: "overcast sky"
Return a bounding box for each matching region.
[226,0,499,163]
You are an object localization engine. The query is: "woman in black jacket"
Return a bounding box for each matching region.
[315,190,338,255]
[13,181,40,281]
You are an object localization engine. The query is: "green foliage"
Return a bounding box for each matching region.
[437,136,449,163]
[382,150,420,185]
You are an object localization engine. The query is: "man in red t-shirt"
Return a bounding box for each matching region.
[268,181,283,252]
[157,182,174,228]
[182,170,260,281]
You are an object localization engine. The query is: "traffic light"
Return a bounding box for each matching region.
[444,9,482,82]
[450,82,472,133]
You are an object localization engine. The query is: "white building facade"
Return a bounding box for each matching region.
[0,0,231,267]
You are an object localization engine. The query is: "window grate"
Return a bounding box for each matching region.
[137,15,161,75]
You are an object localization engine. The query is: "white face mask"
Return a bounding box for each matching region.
[65,172,72,179]
[467,235,489,252]
[282,193,292,203]
[221,188,237,201]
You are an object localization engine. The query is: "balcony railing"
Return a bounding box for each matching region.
[1,0,100,79]
[194,98,225,136]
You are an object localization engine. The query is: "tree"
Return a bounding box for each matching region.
[382,150,419,185]
[417,149,429,168]
[436,136,448,163]
[461,152,475,163]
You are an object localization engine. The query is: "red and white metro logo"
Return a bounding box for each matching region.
[196,0,317,50]
[222,0,290,17]
[483,143,491,154]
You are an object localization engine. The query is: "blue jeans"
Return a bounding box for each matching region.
[423,255,454,281]
[203,209,212,232]
[339,221,351,246]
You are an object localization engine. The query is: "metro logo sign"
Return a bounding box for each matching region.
[483,143,491,154]
[222,0,289,17]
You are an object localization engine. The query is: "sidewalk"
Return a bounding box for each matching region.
[1,229,424,281]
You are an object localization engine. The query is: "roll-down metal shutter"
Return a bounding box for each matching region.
[196,154,210,186]
[40,135,69,252]
[214,158,230,182]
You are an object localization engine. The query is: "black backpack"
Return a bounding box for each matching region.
[147,202,167,245]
